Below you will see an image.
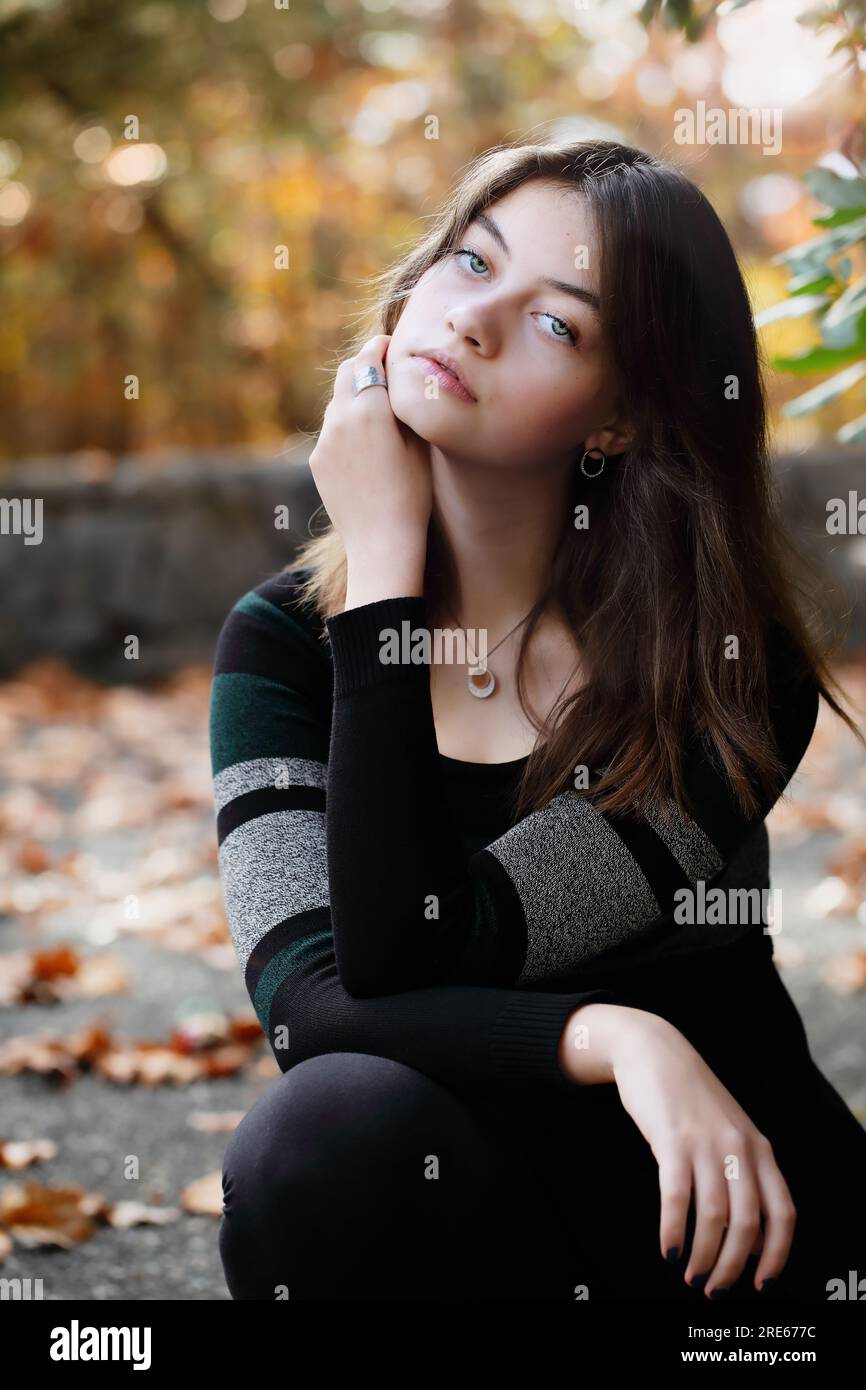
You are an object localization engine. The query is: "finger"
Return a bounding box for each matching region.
[356,334,391,352]
[751,1146,797,1291]
[347,334,392,372]
[657,1152,692,1266]
[334,336,392,402]
[684,1153,728,1290]
[703,1160,762,1297]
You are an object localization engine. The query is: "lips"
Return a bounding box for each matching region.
[414,349,476,400]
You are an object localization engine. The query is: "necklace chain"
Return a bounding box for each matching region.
[441,601,534,699]
[442,603,532,663]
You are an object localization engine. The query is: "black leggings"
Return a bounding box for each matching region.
[218,1050,649,1301]
[218,1040,866,1302]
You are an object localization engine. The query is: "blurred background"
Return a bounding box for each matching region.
[0,0,864,1299]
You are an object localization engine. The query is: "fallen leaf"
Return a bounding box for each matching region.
[18,842,52,874]
[107,1201,181,1229]
[0,1181,99,1247]
[823,951,866,994]
[0,1138,58,1169]
[180,1171,224,1217]
[187,1111,245,1133]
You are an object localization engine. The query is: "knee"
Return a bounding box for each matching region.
[220,1052,490,1300]
[220,1051,449,1221]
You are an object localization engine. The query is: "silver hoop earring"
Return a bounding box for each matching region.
[579,447,606,479]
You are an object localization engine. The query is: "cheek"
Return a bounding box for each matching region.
[493,369,595,446]
[387,312,412,350]
[390,274,440,339]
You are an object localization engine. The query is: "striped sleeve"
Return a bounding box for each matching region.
[324,595,821,993]
[208,574,619,1095]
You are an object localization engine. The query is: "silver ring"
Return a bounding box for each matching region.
[352,366,387,397]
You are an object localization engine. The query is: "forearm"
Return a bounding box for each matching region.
[267,946,620,1095]
[325,588,526,995]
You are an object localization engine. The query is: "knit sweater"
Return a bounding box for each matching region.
[208,565,820,1097]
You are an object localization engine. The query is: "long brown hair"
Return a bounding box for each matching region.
[288,137,864,825]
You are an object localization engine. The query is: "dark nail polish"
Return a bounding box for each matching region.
[759,1278,775,1294]
[710,1287,729,1299]
[665,1246,680,1263]
[690,1272,709,1291]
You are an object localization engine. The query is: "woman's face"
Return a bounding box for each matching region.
[385,178,630,469]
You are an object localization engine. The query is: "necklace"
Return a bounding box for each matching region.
[441,602,533,699]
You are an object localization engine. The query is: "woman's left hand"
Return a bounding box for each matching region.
[608,1011,797,1296]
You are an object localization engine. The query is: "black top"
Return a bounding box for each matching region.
[209,564,820,1102]
[436,751,529,858]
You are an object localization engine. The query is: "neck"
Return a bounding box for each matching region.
[427,445,575,636]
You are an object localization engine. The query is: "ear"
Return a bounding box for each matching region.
[581,395,634,458]
[581,422,633,458]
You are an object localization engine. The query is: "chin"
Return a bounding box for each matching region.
[387,389,436,439]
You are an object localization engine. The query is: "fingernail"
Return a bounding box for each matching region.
[759,1277,775,1294]
[690,1272,709,1291]
[710,1287,729,1299]
[665,1246,680,1263]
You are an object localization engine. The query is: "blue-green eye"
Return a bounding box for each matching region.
[451,246,579,347]
[542,314,575,342]
[456,247,489,276]
[452,245,490,276]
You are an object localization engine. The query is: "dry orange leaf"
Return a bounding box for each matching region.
[107,1201,181,1229]
[0,1011,264,1087]
[187,1111,245,1133]
[0,1138,58,1169]
[0,1023,115,1084]
[827,833,866,889]
[31,946,80,980]
[0,1181,101,1248]
[18,842,52,874]
[180,1171,224,1217]
[823,951,866,994]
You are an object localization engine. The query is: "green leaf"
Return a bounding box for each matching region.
[812,206,866,228]
[782,359,866,417]
[796,6,835,27]
[820,285,866,349]
[837,410,866,444]
[772,340,866,374]
[828,23,866,54]
[788,271,837,295]
[772,213,866,274]
[754,293,832,328]
[803,168,866,210]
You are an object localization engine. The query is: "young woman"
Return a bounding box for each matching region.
[210,139,866,1302]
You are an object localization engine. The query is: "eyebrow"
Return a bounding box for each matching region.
[471,212,601,318]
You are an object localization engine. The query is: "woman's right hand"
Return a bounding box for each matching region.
[561,1004,797,1297]
[308,334,433,574]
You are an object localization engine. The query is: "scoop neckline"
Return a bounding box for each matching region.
[437,750,531,771]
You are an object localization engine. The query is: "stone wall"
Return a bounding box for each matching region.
[0,446,323,681]
[1,444,864,681]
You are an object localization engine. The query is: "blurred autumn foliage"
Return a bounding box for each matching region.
[1,0,864,462]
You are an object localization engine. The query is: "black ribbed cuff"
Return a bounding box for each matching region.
[325,595,430,698]
[489,989,617,1088]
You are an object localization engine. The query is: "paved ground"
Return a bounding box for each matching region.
[0,657,864,1301]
